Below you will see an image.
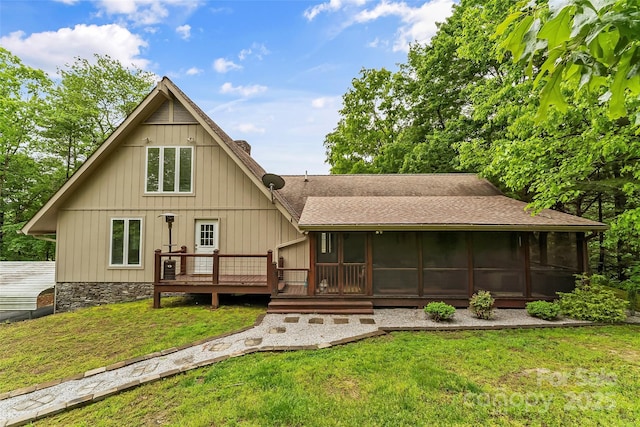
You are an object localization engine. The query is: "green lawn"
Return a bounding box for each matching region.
[44,326,640,426]
[0,297,264,393]
[3,301,639,426]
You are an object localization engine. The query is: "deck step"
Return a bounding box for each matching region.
[267,299,373,314]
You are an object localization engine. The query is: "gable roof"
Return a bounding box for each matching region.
[278,174,501,220]
[298,195,607,231]
[22,77,297,235]
[277,174,606,231]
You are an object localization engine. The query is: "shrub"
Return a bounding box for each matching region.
[526,300,560,320]
[424,302,456,321]
[469,290,494,319]
[557,275,628,323]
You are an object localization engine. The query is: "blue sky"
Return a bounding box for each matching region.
[0,0,455,174]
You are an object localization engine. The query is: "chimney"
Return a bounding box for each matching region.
[234,140,251,155]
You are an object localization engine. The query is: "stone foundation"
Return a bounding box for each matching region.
[55,282,154,312]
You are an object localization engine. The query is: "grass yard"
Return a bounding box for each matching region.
[2,300,639,426]
[0,297,264,393]
[35,326,640,426]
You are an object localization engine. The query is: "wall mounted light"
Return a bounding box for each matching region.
[187,136,196,143]
[142,137,151,144]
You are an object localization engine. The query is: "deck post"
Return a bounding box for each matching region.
[154,249,162,308]
[267,250,277,296]
[212,249,220,285]
[179,246,187,275]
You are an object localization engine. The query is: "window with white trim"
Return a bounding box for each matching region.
[110,218,142,266]
[146,146,193,193]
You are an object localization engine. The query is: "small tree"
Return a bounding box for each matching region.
[469,290,495,320]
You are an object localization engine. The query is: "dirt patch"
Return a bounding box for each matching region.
[37,289,54,308]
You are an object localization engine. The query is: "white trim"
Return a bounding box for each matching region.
[109,217,143,268]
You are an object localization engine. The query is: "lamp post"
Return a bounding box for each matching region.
[159,213,177,280]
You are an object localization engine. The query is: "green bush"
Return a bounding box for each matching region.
[557,275,628,323]
[526,300,560,320]
[469,290,494,319]
[424,302,456,321]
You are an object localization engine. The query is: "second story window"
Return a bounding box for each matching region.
[146,146,193,193]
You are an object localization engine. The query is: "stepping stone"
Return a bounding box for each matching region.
[309,318,324,324]
[173,355,194,365]
[269,327,286,334]
[359,318,376,324]
[244,338,262,346]
[131,362,159,377]
[208,342,231,352]
[284,317,299,323]
[333,318,349,324]
[13,394,55,411]
[77,380,106,394]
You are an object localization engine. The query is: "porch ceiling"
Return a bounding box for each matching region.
[298,196,608,232]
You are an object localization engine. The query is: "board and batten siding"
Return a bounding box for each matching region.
[55,121,305,283]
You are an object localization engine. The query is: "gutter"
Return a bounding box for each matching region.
[275,236,308,260]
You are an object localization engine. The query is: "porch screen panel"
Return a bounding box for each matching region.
[316,232,338,294]
[530,232,578,297]
[372,232,418,295]
[343,233,366,294]
[472,232,525,296]
[422,232,468,296]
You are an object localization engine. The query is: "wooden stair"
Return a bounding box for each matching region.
[267,299,374,314]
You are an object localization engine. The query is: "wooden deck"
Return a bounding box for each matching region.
[153,249,278,308]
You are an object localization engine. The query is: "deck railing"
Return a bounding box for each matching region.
[153,248,278,295]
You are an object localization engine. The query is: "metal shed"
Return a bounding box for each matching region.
[0,262,55,311]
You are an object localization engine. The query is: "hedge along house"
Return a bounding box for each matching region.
[22,77,607,313]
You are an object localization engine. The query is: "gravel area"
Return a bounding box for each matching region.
[1,308,638,426]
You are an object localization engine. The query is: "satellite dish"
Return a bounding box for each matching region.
[262,173,285,203]
[262,173,285,190]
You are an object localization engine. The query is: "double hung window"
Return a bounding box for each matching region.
[110,218,142,267]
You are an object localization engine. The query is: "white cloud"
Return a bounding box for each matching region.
[234,123,266,134]
[238,43,270,61]
[186,67,203,75]
[0,24,149,75]
[213,58,242,73]
[220,82,267,97]
[95,0,202,26]
[54,0,79,4]
[304,0,368,21]
[304,0,454,52]
[355,0,454,51]
[175,24,191,40]
[311,96,340,109]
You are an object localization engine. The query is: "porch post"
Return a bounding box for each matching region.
[308,233,317,296]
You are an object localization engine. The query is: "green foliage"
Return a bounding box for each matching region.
[557,274,628,322]
[497,0,640,124]
[525,300,561,320]
[0,48,154,260]
[622,262,640,315]
[469,290,495,319]
[424,301,456,321]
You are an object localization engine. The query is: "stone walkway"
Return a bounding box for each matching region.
[1,309,638,426]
